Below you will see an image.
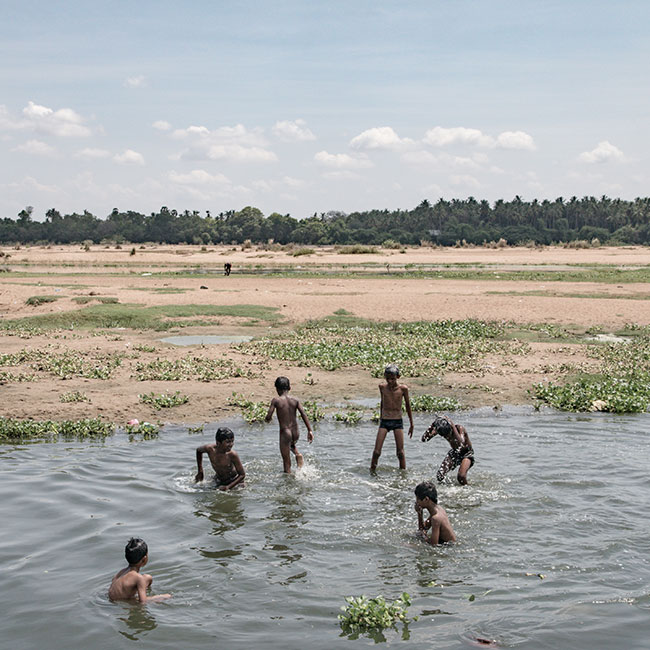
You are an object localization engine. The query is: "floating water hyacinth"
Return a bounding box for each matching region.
[338,593,412,632]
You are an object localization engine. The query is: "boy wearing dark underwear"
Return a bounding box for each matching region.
[421,415,474,485]
[195,427,246,490]
[414,481,456,545]
[265,376,314,473]
[108,538,171,603]
[370,364,414,471]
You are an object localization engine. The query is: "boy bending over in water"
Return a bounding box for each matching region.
[421,415,474,485]
[108,538,171,603]
[414,481,456,545]
[266,376,314,473]
[195,427,245,490]
[370,364,414,471]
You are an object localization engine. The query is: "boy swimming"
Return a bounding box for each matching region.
[195,427,246,490]
[414,481,456,545]
[265,376,314,473]
[421,415,474,485]
[108,538,171,603]
[370,364,414,471]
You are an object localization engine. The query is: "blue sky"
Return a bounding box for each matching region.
[1,0,649,220]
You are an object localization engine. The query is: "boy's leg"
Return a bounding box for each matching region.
[279,430,293,473]
[291,433,304,468]
[371,428,388,470]
[457,457,472,485]
[393,428,406,470]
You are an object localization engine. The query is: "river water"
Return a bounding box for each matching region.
[2,408,649,649]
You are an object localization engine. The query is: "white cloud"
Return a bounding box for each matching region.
[578,140,624,164]
[12,139,55,156]
[168,168,240,200]
[272,119,315,141]
[282,175,305,188]
[424,126,494,148]
[4,175,58,193]
[113,149,145,165]
[401,150,439,165]
[152,120,171,131]
[322,170,362,180]
[314,150,373,169]
[202,144,277,163]
[450,174,482,189]
[350,126,412,151]
[75,147,111,159]
[21,101,91,137]
[124,75,146,88]
[169,169,230,186]
[496,130,536,151]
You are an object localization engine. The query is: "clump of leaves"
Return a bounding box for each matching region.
[303,400,324,422]
[333,409,363,424]
[125,421,160,440]
[339,593,412,632]
[409,394,461,411]
[60,391,90,403]
[228,392,268,423]
[139,391,189,409]
[0,417,114,443]
[187,424,204,434]
[134,344,158,353]
[26,295,59,306]
[133,356,260,381]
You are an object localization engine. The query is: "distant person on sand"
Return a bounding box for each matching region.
[195,427,245,490]
[370,364,414,472]
[224,262,232,276]
[108,538,171,603]
[265,376,314,473]
[421,415,474,485]
[414,481,456,545]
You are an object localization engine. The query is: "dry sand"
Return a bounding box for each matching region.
[1,244,648,425]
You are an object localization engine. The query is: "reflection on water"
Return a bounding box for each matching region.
[1,412,650,649]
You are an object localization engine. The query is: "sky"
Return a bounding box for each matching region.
[1,0,649,221]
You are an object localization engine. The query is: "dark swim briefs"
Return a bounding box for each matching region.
[437,446,475,480]
[380,418,404,432]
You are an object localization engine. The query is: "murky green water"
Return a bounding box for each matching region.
[2,408,649,649]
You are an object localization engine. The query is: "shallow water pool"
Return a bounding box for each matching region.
[1,408,650,648]
[159,334,253,346]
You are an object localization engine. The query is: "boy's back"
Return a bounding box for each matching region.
[108,567,152,602]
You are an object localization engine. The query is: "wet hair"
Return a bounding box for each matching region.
[275,376,290,392]
[431,417,452,438]
[215,427,235,443]
[384,364,400,377]
[125,537,148,565]
[414,481,438,504]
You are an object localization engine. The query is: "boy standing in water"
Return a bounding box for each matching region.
[108,538,171,603]
[370,364,414,471]
[421,415,474,485]
[414,481,456,545]
[265,376,314,473]
[195,427,246,490]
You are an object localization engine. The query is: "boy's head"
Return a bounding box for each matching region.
[215,427,235,444]
[414,481,438,506]
[384,364,400,379]
[275,376,290,394]
[125,537,148,566]
[422,416,452,442]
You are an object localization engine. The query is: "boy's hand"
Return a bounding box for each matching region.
[414,503,422,514]
[195,471,204,482]
[408,424,414,438]
[307,429,314,443]
[218,485,228,491]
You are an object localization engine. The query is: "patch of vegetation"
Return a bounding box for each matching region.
[133,356,260,381]
[339,593,413,634]
[337,245,378,254]
[133,344,158,353]
[0,417,114,443]
[303,400,325,422]
[187,424,204,434]
[227,392,268,423]
[59,391,90,403]
[26,295,59,306]
[124,421,160,440]
[0,371,37,382]
[409,394,461,411]
[291,247,315,257]
[333,409,363,424]
[0,348,122,379]
[0,303,281,332]
[139,391,189,409]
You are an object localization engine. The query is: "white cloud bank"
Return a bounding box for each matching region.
[314,150,373,169]
[578,141,624,164]
[152,120,172,131]
[113,149,145,165]
[350,126,413,151]
[12,139,55,156]
[423,126,535,150]
[272,119,315,141]
[0,101,91,137]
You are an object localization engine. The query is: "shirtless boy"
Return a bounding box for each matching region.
[265,376,314,473]
[421,415,474,485]
[195,427,246,490]
[414,481,456,545]
[370,364,414,471]
[108,538,171,603]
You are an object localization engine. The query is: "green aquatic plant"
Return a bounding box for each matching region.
[124,421,160,440]
[303,400,324,422]
[139,391,189,409]
[133,356,260,381]
[59,390,90,403]
[409,394,461,411]
[338,593,412,632]
[26,295,59,306]
[333,409,363,424]
[0,417,114,443]
[227,392,268,423]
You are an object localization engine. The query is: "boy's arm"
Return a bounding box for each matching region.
[220,452,246,491]
[265,398,276,423]
[195,445,206,482]
[402,386,414,438]
[415,503,426,530]
[137,574,171,603]
[421,420,438,442]
[296,401,314,443]
[427,519,441,545]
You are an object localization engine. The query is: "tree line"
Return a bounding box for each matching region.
[2,195,650,246]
